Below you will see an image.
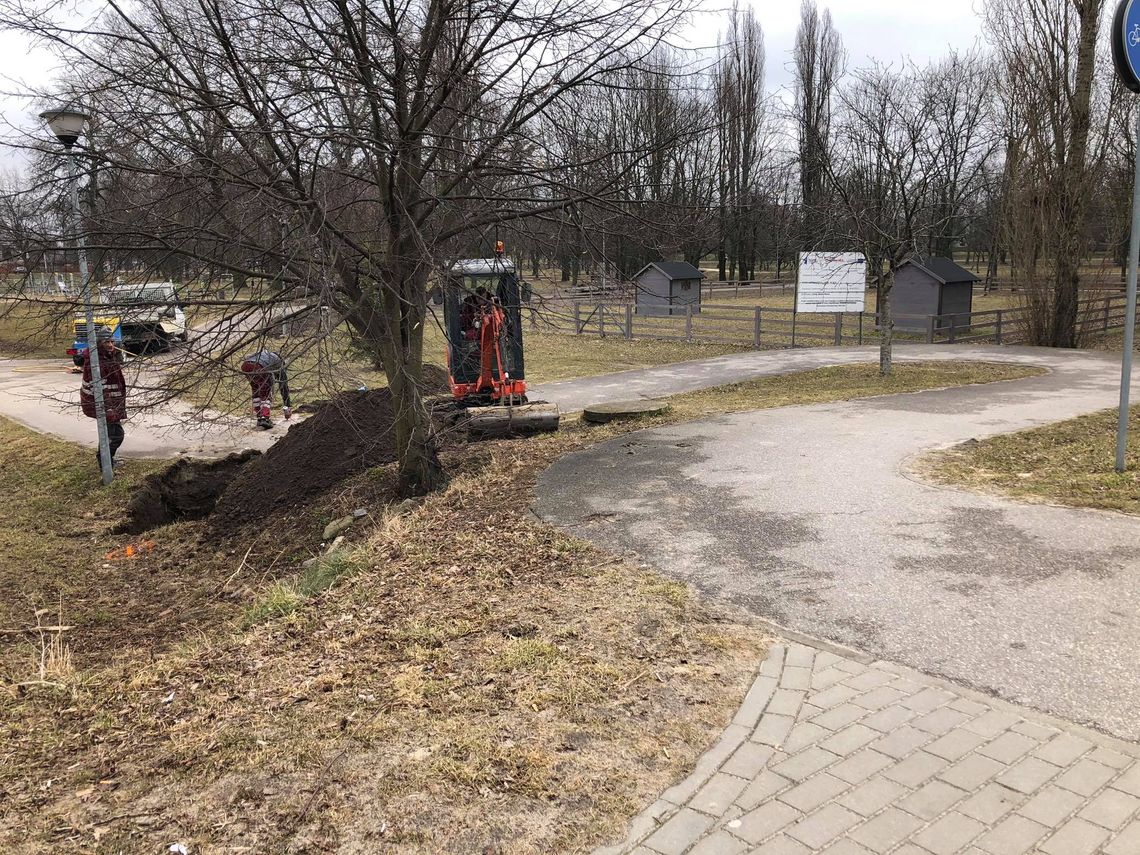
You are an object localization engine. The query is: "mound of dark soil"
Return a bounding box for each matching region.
[118,450,260,535]
[214,388,403,526]
[421,363,452,395]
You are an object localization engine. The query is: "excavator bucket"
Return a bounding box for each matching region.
[463,402,561,439]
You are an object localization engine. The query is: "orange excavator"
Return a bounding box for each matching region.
[441,244,560,436]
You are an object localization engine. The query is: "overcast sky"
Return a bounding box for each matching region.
[0,0,988,157]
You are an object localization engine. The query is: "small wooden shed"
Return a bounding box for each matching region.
[891,256,980,332]
[633,261,704,316]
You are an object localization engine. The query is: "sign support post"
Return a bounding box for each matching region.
[1116,108,1140,472]
[1111,0,1140,470]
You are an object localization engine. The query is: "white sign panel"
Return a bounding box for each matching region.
[795,252,867,313]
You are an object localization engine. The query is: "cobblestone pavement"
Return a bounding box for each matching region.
[597,642,1140,855]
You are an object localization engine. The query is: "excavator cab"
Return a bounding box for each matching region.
[442,259,527,404]
[440,254,559,436]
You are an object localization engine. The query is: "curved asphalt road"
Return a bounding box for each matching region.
[535,345,1140,741]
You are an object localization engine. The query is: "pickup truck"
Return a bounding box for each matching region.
[68,282,187,365]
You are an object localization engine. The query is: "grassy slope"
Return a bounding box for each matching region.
[0,300,75,359]
[924,405,1140,515]
[0,360,1042,853]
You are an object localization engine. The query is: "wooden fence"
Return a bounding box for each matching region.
[533,294,1138,350]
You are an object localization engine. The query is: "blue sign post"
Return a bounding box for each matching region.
[1112,0,1140,471]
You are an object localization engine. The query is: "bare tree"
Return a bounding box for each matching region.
[985,0,1107,347]
[793,0,843,252]
[1,0,691,493]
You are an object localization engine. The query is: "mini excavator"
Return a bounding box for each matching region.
[441,243,560,436]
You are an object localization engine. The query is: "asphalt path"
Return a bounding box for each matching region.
[534,345,1140,741]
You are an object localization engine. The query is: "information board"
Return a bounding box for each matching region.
[795,252,867,313]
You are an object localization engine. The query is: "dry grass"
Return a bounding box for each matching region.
[922,405,1140,515]
[0,300,75,359]
[0,359,1043,853]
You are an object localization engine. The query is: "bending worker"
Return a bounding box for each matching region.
[80,326,127,473]
[240,348,292,429]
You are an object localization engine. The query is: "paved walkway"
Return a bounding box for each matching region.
[0,358,282,457]
[599,640,1140,855]
[536,346,1140,741]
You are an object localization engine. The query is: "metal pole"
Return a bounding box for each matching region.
[67,153,114,485]
[1117,109,1140,472]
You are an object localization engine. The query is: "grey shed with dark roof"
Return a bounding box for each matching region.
[891,256,980,332]
[633,261,704,316]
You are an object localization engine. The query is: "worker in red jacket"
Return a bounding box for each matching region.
[240,349,292,429]
[80,326,127,472]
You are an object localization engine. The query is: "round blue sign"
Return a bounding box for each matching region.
[1114,0,1140,93]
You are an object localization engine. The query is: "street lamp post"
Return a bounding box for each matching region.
[40,107,113,485]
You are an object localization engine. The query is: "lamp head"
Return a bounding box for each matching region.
[39,108,90,148]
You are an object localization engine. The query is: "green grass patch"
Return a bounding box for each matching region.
[243,548,366,626]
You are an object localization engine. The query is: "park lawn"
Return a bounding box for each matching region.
[0,358,1040,852]
[0,300,75,359]
[923,405,1140,515]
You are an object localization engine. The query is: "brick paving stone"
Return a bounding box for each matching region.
[759,645,786,678]
[898,779,968,821]
[912,707,971,736]
[1105,819,1140,855]
[881,750,948,788]
[842,670,896,692]
[732,676,778,729]
[778,773,851,814]
[811,667,850,692]
[938,753,1006,791]
[948,697,989,717]
[994,756,1062,795]
[924,728,987,762]
[886,676,925,697]
[861,705,917,733]
[786,803,860,850]
[829,749,895,785]
[848,806,924,851]
[642,808,715,855]
[1038,816,1111,855]
[850,685,908,711]
[767,689,807,717]
[1017,784,1087,826]
[691,773,750,816]
[723,741,775,779]
[819,840,873,855]
[770,746,840,782]
[782,721,830,753]
[839,776,910,817]
[780,666,812,691]
[753,714,796,748]
[785,645,816,668]
[977,731,1039,764]
[687,830,748,855]
[1111,763,1140,797]
[813,703,869,732]
[1033,733,1094,767]
[1011,720,1057,741]
[748,834,813,855]
[962,709,1021,739]
[808,684,860,710]
[735,770,792,811]
[1077,786,1140,830]
[872,726,933,760]
[912,811,986,855]
[821,724,879,757]
[974,813,1050,855]
[1054,758,1118,797]
[1089,746,1133,770]
[734,800,802,845]
[956,782,1024,824]
[899,686,954,713]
